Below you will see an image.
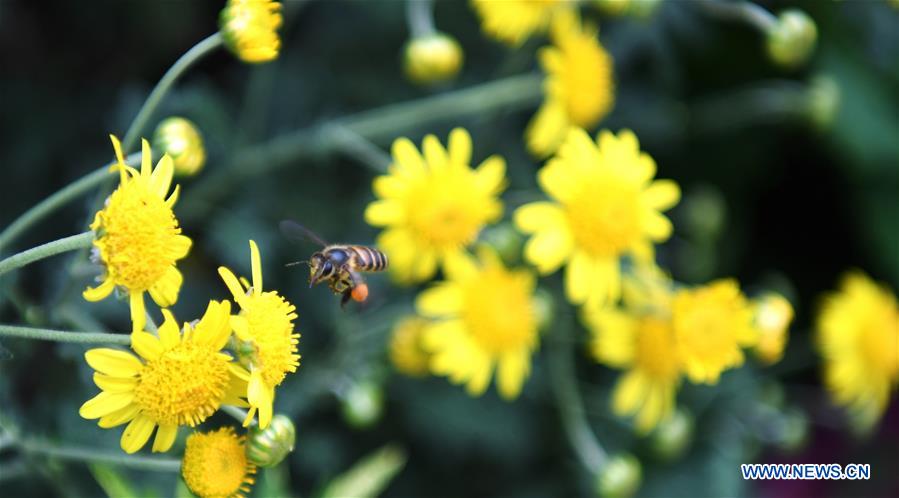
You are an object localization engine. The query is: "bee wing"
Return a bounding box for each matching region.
[279,219,329,247]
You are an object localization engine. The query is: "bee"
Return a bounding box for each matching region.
[279,220,388,307]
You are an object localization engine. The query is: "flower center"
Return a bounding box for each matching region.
[182,428,255,498]
[407,170,492,250]
[462,269,536,355]
[675,305,735,362]
[95,180,182,291]
[635,317,679,379]
[566,178,642,257]
[243,291,300,388]
[134,341,231,427]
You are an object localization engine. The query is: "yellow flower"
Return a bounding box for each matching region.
[153,117,206,176]
[752,293,794,365]
[671,279,757,384]
[417,248,539,400]
[219,240,300,429]
[526,12,615,156]
[79,302,248,453]
[182,427,257,498]
[817,271,899,430]
[585,271,679,433]
[365,128,506,284]
[83,135,191,333]
[389,316,432,377]
[219,0,282,64]
[471,0,568,45]
[515,128,680,308]
[403,32,464,85]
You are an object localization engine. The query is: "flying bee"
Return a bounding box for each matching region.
[279,220,388,307]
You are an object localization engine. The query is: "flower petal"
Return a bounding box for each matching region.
[140,139,152,179]
[642,211,673,241]
[152,424,178,453]
[194,300,232,350]
[391,137,426,173]
[149,267,182,309]
[249,240,263,294]
[130,331,163,361]
[497,351,529,400]
[474,155,507,195]
[416,283,464,317]
[218,266,247,302]
[120,415,156,454]
[231,315,251,341]
[150,154,174,198]
[564,251,592,304]
[98,403,140,428]
[642,179,680,211]
[422,134,448,171]
[364,200,404,226]
[514,202,566,234]
[448,128,472,166]
[83,278,115,302]
[129,293,146,333]
[93,373,139,393]
[526,100,569,157]
[158,309,181,349]
[79,391,135,419]
[85,349,142,377]
[523,228,573,275]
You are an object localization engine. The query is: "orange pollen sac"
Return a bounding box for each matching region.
[351,283,369,302]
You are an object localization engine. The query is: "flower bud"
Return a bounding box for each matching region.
[340,381,384,429]
[533,288,555,331]
[628,0,663,18]
[766,9,817,69]
[650,408,694,461]
[775,407,809,452]
[403,32,463,85]
[152,117,206,176]
[481,223,524,266]
[592,0,631,16]
[219,0,283,64]
[246,414,296,467]
[806,75,840,130]
[596,453,642,498]
[752,293,793,365]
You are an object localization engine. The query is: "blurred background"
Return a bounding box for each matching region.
[0,1,897,497]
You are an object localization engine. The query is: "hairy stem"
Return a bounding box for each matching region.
[21,440,181,472]
[0,232,94,279]
[0,324,130,345]
[698,0,777,32]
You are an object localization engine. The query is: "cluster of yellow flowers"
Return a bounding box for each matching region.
[379,0,898,440]
[79,136,297,497]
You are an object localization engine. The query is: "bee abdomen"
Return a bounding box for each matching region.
[349,246,388,272]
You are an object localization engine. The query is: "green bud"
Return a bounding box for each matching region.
[766,9,817,68]
[628,0,664,18]
[340,381,384,429]
[533,288,555,332]
[152,117,206,176]
[592,0,631,16]
[650,409,694,461]
[403,32,463,85]
[776,407,809,453]
[806,75,840,130]
[596,453,642,498]
[481,223,524,266]
[682,185,726,241]
[247,414,296,467]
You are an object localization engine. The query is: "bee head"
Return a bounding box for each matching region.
[308,253,334,287]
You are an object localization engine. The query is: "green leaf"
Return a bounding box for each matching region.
[319,444,407,498]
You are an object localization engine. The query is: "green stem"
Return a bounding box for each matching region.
[325,124,392,173]
[549,313,607,475]
[0,324,130,345]
[406,0,436,39]
[121,33,223,153]
[222,405,251,426]
[0,232,94,279]
[182,72,541,221]
[21,440,180,472]
[0,153,139,255]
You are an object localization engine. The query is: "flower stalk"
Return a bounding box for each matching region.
[0,232,94,279]
[0,324,130,345]
[20,439,181,472]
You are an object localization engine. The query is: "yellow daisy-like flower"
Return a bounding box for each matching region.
[514,128,680,308]
[526,12,615,157]
[470,0,569,45]
[219,240,300,429]
[79,301,248,454]
[588,311,680,434]
[671,279,757,385]
[365,128,506,284]
[752,293,794,365]
[817,271,899,430]
[182,427,257,498]
[389,316,432,377]
[83,135,191,333]
[219,0,283,64]
[417,248,539,400]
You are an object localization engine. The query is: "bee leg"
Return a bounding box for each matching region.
[340,289,352,308]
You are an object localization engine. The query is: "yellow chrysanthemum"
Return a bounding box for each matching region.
[182,427,257,498]
[527,12,615,157]
[365,128,506,284]
[514,128,680,308]
[817,271,899,430]
[416,248,539,400]
[671,279,757,385]
[219,0,283,64]
[389,316,432,377]
[84,135,191,333]
[588,310,680,434]
[752,293,794,365]
[470,0,569,45]
[79,302,248,454]
[219,240,300,429]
